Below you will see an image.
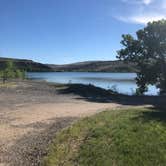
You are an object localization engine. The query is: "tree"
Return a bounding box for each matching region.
[117,19,166,95]
[0,60,25,83]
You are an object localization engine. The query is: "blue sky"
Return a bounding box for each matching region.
[0,0,165,64]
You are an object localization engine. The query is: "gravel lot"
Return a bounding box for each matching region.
[0,80,120,166]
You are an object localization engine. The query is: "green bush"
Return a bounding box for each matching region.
[0,60,26,83]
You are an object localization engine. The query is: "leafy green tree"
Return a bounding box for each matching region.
[0,60,25,83]
[117,19,166,95]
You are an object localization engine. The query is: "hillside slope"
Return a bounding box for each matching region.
[0,57,52,72]
[48,60,137,72]
[0,57,137,72]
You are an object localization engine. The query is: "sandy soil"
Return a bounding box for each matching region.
[0,80,121,166]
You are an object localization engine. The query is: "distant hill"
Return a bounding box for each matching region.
[47,60,137,72]
[0,57,137,72]
[0,57,53,72]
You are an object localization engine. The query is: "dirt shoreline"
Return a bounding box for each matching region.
[0,80,122,166]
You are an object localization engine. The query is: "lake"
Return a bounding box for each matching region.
[27,72,158,95]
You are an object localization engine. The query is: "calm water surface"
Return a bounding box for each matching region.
[27,72,158,95]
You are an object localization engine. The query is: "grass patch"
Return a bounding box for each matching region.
[0,82,17,88]
[43,107,166,166]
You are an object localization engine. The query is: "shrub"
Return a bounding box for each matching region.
[0,60,26,83]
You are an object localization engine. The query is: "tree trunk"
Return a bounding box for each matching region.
[160,54,166,94]
[3,77,5,84]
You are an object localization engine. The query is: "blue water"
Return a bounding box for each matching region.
[27,72,158,95]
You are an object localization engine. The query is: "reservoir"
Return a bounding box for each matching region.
[27,72,158,95]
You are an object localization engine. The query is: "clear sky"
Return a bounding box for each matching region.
[0,0,165,64]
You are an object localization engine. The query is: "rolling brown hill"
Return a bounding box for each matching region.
[47,60,137,72]
[0,57,52,72]
[0,57,137,72]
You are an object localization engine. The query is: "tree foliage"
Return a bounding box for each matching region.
[0,60,25,83]
[117,19,166,95]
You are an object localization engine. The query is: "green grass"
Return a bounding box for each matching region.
[43,107,166,166]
